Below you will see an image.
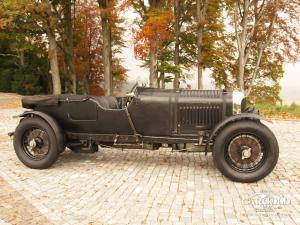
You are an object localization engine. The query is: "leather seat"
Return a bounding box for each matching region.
[92,96,119,109]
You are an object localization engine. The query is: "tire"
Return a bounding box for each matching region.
[213,120,279,183]
[13,117,60,169]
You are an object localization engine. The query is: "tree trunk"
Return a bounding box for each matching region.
[46,29,61,95]
[197,59,204,89]
[63,0,76,94]
[196,0,207,90]
[148,0,163,89]
[149,49,158,88]
[158,72,165,89]
[101,16,113,95]
[235,0,250,92]
[245,45,263,97]
[237,54,245,91]
[161,72,165,89]
[100,0,113,96]
[244,0,278,97]
[196,17,203,90]
[197,15,204,91]
[173,0,180,89]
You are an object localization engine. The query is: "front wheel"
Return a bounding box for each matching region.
[213,120,279,183]
[13,117,60,169]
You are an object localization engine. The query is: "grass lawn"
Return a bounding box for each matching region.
[256,102,300,120]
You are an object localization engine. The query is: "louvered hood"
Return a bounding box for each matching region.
[177,90,233,133]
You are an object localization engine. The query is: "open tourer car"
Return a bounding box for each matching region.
[10,87,279,182]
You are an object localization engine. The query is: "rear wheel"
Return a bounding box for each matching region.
[13,117,60,169]
[213,120,279,183]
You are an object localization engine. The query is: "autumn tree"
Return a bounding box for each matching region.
[0,0,29,69]
[171,0,196,89]
[62,0,76,93]
[0,1,51,94]
[209,0,300,104]
[72,1,102,94]
[42,1,62,94]
[25,0,77,94]
[131,0,173,88]
[228,0,300,97]
[0,0,64,94]
[173,0,180,89]
[195,0,208,89]
[161,0,223,89]
[74,0,127,95]
[97,0,113,95]
[34,0,77,94]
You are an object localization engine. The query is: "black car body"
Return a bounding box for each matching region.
[11,87,279,182]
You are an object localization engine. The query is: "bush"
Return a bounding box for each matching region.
[0,67,50,95]
[0,69,12,92]
[11,69,43,95]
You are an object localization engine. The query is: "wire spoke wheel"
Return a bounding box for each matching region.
[22,127,50,160]
[213,121,279,182]
[225,133,265,172]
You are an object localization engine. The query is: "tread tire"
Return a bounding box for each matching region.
[213,120,279,183]
[13,117,60,169]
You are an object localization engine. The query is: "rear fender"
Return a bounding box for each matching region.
[18,111,65,151]
[205,113,271,154]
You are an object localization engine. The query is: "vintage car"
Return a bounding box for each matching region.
[10,86,279,182]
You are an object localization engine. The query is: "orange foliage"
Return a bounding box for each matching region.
[133,9,173,59]
[73,0,103,93]
[89,84,105,96]
[99,0,125,27]
[118,0,132,11]
[70,0,127,95]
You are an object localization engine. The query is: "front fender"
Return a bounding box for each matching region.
[18,111,65,151]
[205,113,271,154]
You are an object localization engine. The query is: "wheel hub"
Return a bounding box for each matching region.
[28,139,37,150]
[227,134,264,171]
[34,137,44,148]
[23,128,49,160]
[241,146,252,160]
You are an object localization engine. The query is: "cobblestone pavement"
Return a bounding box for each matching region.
[0,107,300,225]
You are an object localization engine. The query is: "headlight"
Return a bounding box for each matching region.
[232,91,244,114]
